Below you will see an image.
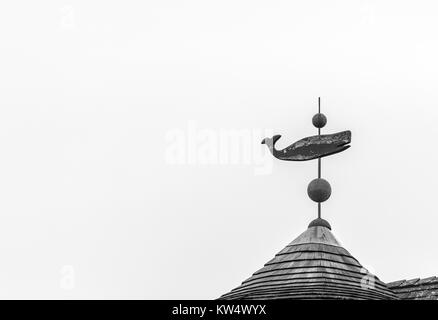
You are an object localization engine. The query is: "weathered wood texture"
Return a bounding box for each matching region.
[387,277,438,300]
[220,224,397,300]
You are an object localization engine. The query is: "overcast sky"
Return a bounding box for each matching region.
[0,1,437,299]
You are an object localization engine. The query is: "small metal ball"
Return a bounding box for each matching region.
[312,113,327,128]
[307,178,331,203]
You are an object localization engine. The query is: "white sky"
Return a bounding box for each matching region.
[0,1,437,299]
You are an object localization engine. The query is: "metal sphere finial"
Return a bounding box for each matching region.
[307,178,331,203]
[308,218,332,230]
[312,113,327,128]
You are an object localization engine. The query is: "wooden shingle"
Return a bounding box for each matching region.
[387,276,438,300]
[220,222,398,300]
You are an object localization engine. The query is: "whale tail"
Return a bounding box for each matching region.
[261,135,282,156]
[261,134,281,145]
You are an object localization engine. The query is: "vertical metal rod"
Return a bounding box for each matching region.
[318,97,321,219]
[318,97,321,136]
[318,159,321,178]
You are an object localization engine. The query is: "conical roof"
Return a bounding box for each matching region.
[220,219,397,300]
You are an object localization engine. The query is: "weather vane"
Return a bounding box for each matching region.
[261,97,351,223]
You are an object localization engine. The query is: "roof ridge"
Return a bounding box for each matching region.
[387,276,438,288]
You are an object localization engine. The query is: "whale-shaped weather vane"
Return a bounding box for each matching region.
[261,130,351,161]
[261,97,351,227]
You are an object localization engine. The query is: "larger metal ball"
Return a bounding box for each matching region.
[307,178,331,203]
[312,113,327,128]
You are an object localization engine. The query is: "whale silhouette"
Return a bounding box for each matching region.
[261,130,351,161]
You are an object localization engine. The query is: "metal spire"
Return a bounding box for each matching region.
[310,97,329,221]
[261,97,351,226]
[318,97,321,219]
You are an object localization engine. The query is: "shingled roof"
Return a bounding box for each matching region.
[220,219,398,300]
[387,277,438,300]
